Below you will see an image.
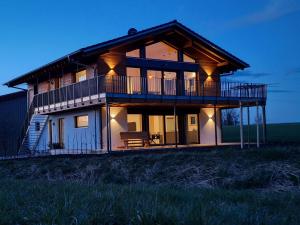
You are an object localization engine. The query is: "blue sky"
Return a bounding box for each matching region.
[0,0,299,123]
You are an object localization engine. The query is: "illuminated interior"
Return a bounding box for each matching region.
[126,67,141,94]
[149,115,164,144]
[165,115,179,144]
[163,71,177,95]
[146,42,178,61]
[183,54,196,63]
[186,114,198,144]
[127,114,142,132]
[75,70,87,83]
[147,70,162,94]
[184,72,196,95]
[75,115,88,128]
[126,49,140,58]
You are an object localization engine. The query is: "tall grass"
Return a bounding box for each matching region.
[0,179,299,225]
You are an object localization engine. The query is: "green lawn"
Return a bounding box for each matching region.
[222,122,300,143]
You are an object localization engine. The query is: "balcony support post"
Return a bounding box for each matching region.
[174,104,178,148]
[256,101,260,148]
[214,104,218,146]
[239,101,244,149]
[105,101,111,153]
[247,104,250,148]
[262,105,267,144]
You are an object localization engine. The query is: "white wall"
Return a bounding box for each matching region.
[36,109,101,151]
[102,106,128,151]
[199,108,222,145]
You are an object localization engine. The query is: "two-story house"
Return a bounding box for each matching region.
[4,20,267,154]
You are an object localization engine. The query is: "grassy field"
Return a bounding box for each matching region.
[222,122,300,143]
[0,145,300,224]
[0,179,299,225]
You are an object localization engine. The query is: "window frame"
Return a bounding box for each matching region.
[74,115,89,128]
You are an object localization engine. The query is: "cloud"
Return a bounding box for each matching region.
[226,0,300,28]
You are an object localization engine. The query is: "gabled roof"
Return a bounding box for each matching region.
[4,20,249,87]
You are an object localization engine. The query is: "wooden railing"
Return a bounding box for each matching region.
[33,75,267,108]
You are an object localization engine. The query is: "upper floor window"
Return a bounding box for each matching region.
[126,49,140,58]
[183,54,196,63]
[146,42,178,61]
[75,70,87,82]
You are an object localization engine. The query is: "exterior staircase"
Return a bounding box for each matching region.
[19,114,49,154]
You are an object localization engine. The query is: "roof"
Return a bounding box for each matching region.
[4,20,249,87]
[0,91,27,102]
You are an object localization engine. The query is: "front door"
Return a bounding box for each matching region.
[58,118,64,148]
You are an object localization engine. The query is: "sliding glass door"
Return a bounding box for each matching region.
[165,115,179,144]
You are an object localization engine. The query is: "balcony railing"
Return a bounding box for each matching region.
[33,75,267,109]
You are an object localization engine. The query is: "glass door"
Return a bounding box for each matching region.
[186,114,199,144]
[165,115,179,144]
[149,115,164,144]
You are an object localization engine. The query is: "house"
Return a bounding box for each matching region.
[0,91,27,156]
[4,20,267,154]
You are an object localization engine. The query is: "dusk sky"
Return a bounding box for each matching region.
[0,0,299,123]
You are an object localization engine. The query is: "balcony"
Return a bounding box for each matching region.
[32,75,267,113]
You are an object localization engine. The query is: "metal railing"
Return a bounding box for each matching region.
[32,75,267,108]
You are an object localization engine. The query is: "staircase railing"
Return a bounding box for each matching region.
[17,95,36,154]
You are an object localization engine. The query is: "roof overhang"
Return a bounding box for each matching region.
[4,20,249,87]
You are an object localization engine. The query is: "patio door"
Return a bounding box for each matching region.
[165,115,179,144]
[149,115,164,144]
[185,114,199,144]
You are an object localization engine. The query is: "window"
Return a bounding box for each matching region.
[183,54,196,63]
[35,122,40,131]
[127,114,142,131]
[146,42,178,61]
[184,72,197,95]
[75,70,87,82]
[75,115,89,128]
[126,67,141,94]
[126,49,140,57]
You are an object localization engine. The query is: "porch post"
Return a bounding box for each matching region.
[256,102,260,148]
[214,105,218,146]
[106,101,111,152]
[262,105,267,144]
[239,101,244,149]
[247,105,250,148]
[174,105,178,148]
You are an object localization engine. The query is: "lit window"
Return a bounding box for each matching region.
[75,70,87,82]
[127,114,142,132]
[146,42,178,61]
[183,54,196,63]
[75,115,88,128]
[126,49,140,57]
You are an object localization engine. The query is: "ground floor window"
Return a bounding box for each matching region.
[75,115,88,128]
[127,114,142,131]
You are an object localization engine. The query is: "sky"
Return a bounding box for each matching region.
[0,0,299,123]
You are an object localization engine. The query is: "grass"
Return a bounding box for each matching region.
[0,145,300,224]
[222,122,300,143]
[0,179,300,225]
